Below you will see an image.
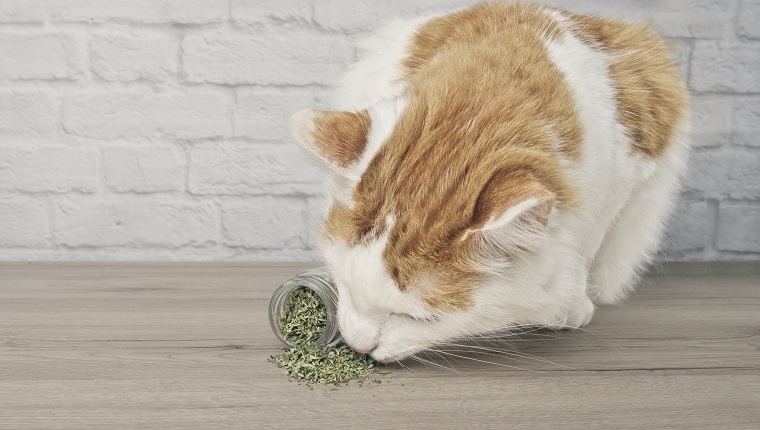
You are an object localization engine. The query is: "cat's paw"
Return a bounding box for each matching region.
[562,297,595,329]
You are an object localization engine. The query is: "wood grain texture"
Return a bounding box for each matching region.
[0,262,758,430]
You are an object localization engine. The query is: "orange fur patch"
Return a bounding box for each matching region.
[343,3,581,310]
[472,170,555,230]
[312,110,371,168]
[319,3,688,311]
[404,3,582,160]
[565,13,689,157]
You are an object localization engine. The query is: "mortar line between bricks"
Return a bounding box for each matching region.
[2,2,758,261]
[45,194,55,249]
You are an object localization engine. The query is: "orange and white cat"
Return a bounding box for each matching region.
[291,3,689,362]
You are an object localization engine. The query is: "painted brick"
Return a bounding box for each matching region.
[50,0,227,24]
[649,0,733,38]
[685,151,760,200]
[182,28,352,85]
[668,38,692,80]
[0,0,45,23]
[691,95,732,148]
[0,147,99,193]
[55,196,218,247]
[0,91,56,139]
[0,32,82,80]
[231,0,311,23]
[188,143,325,196]
[91,31,178,82]
[234,88,316,141]
[0,196,49,247]
[691,41,760,93]
[541,0,730,38]
[737,0,760,39]
[0,1,757,262]
[222,197,307,248]
[104,145,186,193]
[62,90,230,140]
[733,97,760,147]
[314,0,419,31]
[717,203,760,252]
[661,200,708,253]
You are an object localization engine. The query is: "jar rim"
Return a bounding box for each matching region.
[268,268,341,348]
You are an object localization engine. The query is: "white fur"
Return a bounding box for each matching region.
[588,118,690,303]
[319,98,408,208]
[315,9,689,362]
[483,198,543,231]
[334,17,432,111]
[460,198,545,243]
[290,99,407,207]
[347,98,408,182]
[324,222,438,354]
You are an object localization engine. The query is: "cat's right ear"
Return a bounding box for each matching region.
[460,169,556,256]
[290,109,371,175]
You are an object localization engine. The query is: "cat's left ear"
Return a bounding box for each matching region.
[461,169,555,252]
[290,109,371,174]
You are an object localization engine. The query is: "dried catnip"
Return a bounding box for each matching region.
[271,287,376,384]
[278,287,326,344]
[271,343,376,385]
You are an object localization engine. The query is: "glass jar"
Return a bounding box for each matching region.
[268,267,342,347]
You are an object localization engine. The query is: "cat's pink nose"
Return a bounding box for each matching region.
[344,339,376,355]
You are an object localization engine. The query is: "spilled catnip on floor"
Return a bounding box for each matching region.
[0,262,758,429]
[270,287,376,384]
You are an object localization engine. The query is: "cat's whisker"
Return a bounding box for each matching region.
[393,358,413,376]
[429,349,533,372]
[407,354,432,373]
[564,326,627,359]
[442,342,575,370]
[410,353,458,374]
[423,349,464,375]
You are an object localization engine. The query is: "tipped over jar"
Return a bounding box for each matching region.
[268,267,342,347]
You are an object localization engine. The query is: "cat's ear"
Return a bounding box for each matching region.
[290,109,371,173]
[462,170,555,251]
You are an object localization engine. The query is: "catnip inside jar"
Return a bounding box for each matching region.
[269,268,377,384]
[268,267,342,347]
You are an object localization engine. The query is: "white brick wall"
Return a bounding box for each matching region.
[0,0,758,262]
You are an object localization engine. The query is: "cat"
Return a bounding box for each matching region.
[291,2,689,362]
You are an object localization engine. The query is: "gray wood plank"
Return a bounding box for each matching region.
[0,263,758,429]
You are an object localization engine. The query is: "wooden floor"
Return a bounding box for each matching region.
[1,263,758,429]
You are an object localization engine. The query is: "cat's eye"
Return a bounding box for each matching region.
[391,312,439,322]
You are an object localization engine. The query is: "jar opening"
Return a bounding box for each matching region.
[277,287,327,344]
[269,268,341,348]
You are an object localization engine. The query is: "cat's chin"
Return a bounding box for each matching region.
[370,343,426,364]
[369,323,444,363]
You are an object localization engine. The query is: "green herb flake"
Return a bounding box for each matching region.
[272,286,377,384]
[271,343,376,385]
[279,287,327,344]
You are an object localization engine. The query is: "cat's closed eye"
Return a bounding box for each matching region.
[391,312,439,323]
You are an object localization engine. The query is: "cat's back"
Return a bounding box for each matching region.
[338,2,688,166]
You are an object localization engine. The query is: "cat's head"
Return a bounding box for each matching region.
[291,93,564,362]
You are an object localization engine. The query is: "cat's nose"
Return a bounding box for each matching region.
[344,339,377,355]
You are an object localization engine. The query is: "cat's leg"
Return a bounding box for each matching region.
[588,124,690,304]
[538,236,595,329]
[559,280,595,328]
[558,256,595,328]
